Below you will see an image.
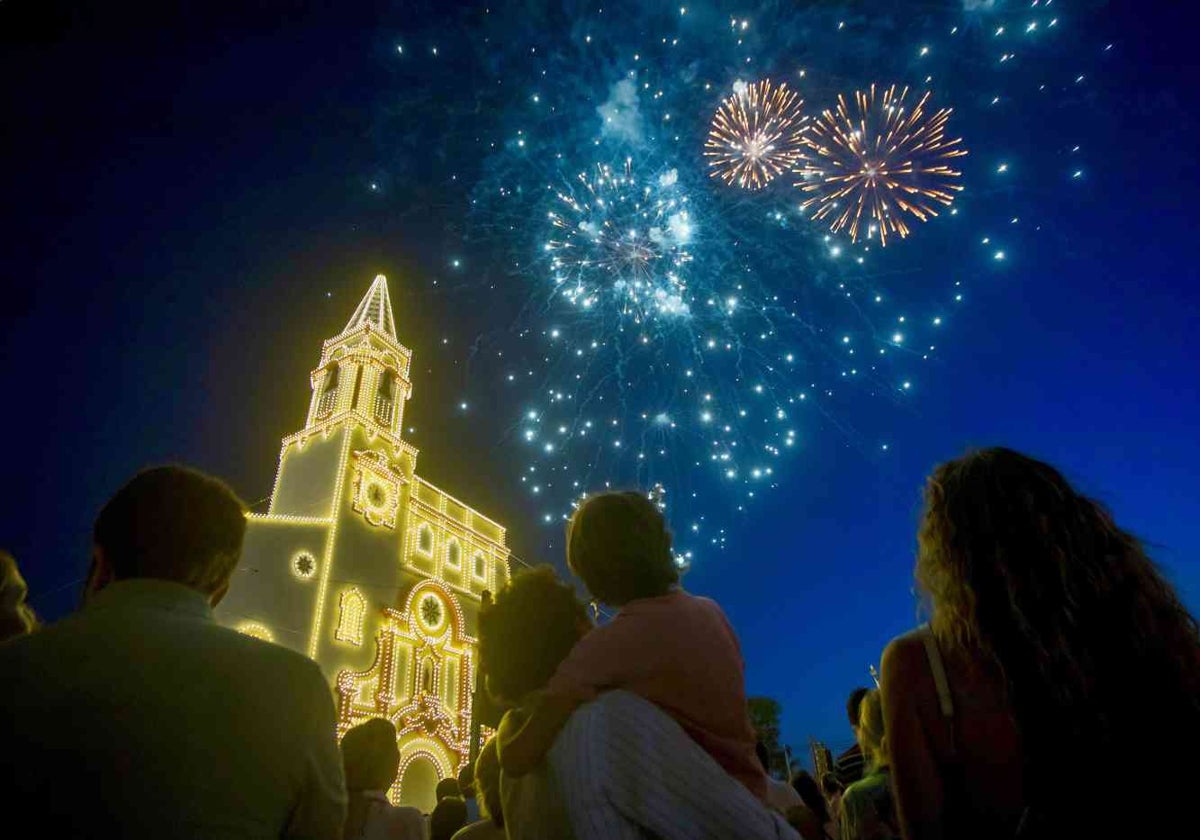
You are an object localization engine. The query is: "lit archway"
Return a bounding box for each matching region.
[395,738,454,813]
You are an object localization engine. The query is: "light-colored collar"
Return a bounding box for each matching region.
[86,578,214,621]
[359,790,392,803]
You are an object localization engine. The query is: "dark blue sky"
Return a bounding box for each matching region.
[3,0,1197,756]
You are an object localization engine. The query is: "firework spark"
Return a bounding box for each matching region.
[545,159,694,324]
[704,79,808,190]
[794,84,967,245]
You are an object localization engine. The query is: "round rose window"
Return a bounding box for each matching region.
[419,594,443,629]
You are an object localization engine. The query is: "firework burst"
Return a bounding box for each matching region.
[794,84,967,245]
[705,79,808,190]
[545,159,694,324]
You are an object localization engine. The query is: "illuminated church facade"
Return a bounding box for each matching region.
[216,275,511,812]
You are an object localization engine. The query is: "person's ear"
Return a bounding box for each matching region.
[209,579,230,608]
[84,546,114,602]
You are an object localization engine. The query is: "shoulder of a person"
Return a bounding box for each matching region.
[842,775,872,804]
[880,627,930,678]
[387,804,425,825]
[640,590,730,623]
[0,609,91,663]
[0,629,40,671]
[210,623,329,688]
[452,821,500,840]
[685,592,740,627]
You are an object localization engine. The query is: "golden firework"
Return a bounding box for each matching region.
[794,84,967,246]
[705,79,808,191]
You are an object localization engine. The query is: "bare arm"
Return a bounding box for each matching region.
[880,637,945,840]
[497,691,581,777]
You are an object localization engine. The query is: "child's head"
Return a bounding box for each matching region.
[566,490,679,606]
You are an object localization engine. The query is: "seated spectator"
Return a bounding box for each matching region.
[341,717,426,839]
[480,566,796,840]
[792,771,838,840]
[0,550,38,641]
[839,690,897,840]
[452,737,504,839]
[757,739,803,813]
[882,447,1200,839]
[457,760,480,822]
[0,465,345,837]
[833,688,869,786]
[498,491,766,801]
[436,778,462,802]
[431,797,467,840]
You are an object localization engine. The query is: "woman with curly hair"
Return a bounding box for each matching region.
[881,447,1200,839]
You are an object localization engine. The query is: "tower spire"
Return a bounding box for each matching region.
[345,274,397,340]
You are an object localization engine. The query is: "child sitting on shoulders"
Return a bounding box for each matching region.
[497,490,767,800]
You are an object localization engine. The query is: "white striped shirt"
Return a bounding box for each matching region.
[503,690,799,840]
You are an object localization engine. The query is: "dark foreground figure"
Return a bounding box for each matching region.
[2,447,1198,840]
[0,466,345,837]
[881,447,1200,839]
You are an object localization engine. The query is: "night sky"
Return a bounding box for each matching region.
[3,0,1198,758]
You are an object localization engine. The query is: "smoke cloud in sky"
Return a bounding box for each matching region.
[597,77,644,144]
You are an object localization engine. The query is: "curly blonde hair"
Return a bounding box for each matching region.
[916,447,1200,797]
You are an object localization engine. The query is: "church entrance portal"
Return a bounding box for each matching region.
[397,754,439,814]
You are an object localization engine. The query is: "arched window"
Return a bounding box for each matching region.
[421,659,435,695]
[375,370,396,426]
[335,588,366,645]
[317,363,340,416]
[416,524,433,556]
[378,370,395,399]
[445,539,461,568]
[473,552,486,579]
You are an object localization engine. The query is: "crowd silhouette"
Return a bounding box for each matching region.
[3,447,1199,839]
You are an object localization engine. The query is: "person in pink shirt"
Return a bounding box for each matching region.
[496,490,767,801]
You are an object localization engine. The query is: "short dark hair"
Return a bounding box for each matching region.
[93,465,245,593]
[435,777,461,800]
[430,796,467,840]
[478,566,589,703]
[566,490,679,606]
[846,687,870,727]
[340,718,400,791]
[456,761,474,794]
